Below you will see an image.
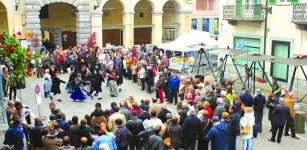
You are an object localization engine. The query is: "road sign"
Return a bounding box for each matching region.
[35,85,40,94]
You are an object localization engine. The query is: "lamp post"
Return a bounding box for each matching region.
[94,0,102,10]
[262,0,272,79]
[15,0,20,11]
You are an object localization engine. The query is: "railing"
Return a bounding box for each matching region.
[223,4,264,21]
[293,3,307,24]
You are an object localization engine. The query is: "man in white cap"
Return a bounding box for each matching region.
[253,89,266,133]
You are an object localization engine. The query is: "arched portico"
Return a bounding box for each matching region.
[25,0,90,50]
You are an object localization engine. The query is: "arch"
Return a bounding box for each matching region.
[101,0,126,11]
[0,1,9,32]
[161,0,182,10]
[39,0,79,12]
[133,0,154,45]
[132,0,155,11]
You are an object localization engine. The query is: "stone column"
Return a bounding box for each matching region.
[151,11,163,45]
[123,11,134,48]
[26,11,42,50]
[176,10,192,35]
[76,12,91,46]
[91,12,103,48]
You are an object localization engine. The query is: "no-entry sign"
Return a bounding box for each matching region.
[35,85,40,94]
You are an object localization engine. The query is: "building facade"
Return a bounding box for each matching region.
[191,0,219,35]
[219,0,307,83]
[0,0,192,49]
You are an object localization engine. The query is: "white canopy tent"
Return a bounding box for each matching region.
[158,30,218,51]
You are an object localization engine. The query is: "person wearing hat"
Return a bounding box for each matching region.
[253,89,266,133]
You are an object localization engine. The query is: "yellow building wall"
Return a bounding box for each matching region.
[162,10,176,25]
[0,3,8,32]
[103,1,123,25]
[134,1,152,26]
[40,3,76,32]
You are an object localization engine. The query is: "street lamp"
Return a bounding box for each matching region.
[15,0,20,11]
[94,0,102,10]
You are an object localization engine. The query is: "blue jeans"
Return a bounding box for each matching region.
[242,138,253,150]
[243,76,251,90]
[220,70,225,84]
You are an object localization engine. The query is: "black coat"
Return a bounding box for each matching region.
[138,111,150,121]
[266,100,276,121]
[30,124,44,147]
[51,76,65,94]
[157,109,171,123]
[182,115,202,146]
[92,73,104,92]
[253,94,266,112]
[180,108,190,126]
[125,117,145,142]
[272,104,290,125]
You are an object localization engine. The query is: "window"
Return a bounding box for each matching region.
[280,0,291,2]
[234,37,261,68]
[202,18,209,32]
[196,0,208,10]
[163,28,175,41]
[208,0,214,10]
[192,19,197,29]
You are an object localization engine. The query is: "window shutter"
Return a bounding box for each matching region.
[269,0,276,5]
[291,0,299,4]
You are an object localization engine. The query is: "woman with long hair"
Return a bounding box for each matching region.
[266,93,276,131]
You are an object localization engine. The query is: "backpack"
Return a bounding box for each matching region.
[240,116,251,135]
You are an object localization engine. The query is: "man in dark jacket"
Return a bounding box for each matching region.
[205,113,228,150]
[115,118,129,150]
[239,89,254,107]
[56,113,69,138]
[180,102,190,126]
[69,116,80,148]
[268,98,290,143]
[157,104,171,123]
[145,66,154,94]
[148,125,163,150]
[253,89,266,133]
[182,110,201,150]
[138,106,150,121]
[228,106,240,150]
[125,112,145,150]
[30,117,44,150]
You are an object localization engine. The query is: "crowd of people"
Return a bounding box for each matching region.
[2,45,301,150]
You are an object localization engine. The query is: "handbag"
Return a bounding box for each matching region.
[163,126,172,147]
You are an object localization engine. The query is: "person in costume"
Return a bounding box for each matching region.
[91,70,105,100]
[108,70,118,97]
[70,73,87,101]
[51,71,66,102]
[44,69,53,100]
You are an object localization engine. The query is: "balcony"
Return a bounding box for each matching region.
[223,4,264,22]
[292,3,307,24]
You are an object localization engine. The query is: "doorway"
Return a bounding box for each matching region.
[270,41,290,82]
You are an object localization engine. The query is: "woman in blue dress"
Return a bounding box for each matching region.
[70,73,87,101]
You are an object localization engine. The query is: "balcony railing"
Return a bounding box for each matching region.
[223,4,264,21]
[293,3,307,24]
